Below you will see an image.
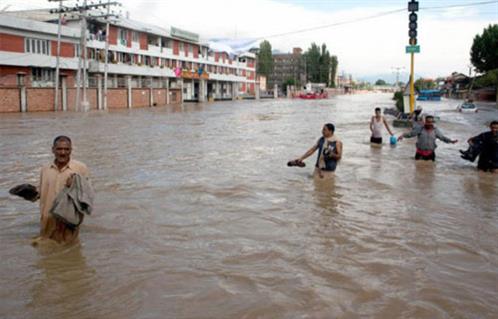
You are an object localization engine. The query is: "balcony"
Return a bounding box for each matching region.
[88,60,176,77]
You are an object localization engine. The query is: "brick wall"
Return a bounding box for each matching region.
[109,26,118,45]
[51,41,75,57]
[0,33,24,53]
[173,40,179,55]
[26,88,55,112]
[169,88,182,104]
[132,89,150,107]
[107,89,128,109]
[67,88,98,111]
[152,88,167,106]
[139,33,148,50]
[0,88,20,112]
[0,66,30,86]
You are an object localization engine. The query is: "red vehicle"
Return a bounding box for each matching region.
[298,91,328,99]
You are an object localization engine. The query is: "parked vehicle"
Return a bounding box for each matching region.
[417,89,442,101]
[457,102,478,113]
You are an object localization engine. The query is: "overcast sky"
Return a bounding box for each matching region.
[2,0,498,80]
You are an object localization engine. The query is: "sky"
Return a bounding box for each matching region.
[2,0,498,81]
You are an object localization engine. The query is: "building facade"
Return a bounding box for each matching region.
[0,10,257,112]
[267,47,305,93]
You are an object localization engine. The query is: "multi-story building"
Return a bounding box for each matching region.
[268,47,305,93]
[0,10,257,112]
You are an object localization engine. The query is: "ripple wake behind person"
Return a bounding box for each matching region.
[292,123,343,179]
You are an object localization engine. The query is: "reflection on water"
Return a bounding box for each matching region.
[1,94,497,318]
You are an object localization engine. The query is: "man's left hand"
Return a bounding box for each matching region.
[66,174,76,187]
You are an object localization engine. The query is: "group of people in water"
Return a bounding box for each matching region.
[291,106,498,178]
[8,104,498,245]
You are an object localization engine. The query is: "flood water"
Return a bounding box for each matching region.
[1,93,497,318]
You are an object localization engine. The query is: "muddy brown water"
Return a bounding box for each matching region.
[1,93,497,318]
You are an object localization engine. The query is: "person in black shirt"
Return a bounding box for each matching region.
[461,121,498,173]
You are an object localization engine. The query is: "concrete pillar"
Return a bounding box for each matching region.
[255,82,260,100]
[149,77,154,107]
[199,79,206,102]
[180,79,185,102]
[62,76,67,111]
[97,74,103,110]
[166,78,170,104]
[274,84,278,99]
[20,86,27,113]
[286,85,291,98]
[127,76,132,108]
[232,82,237,100]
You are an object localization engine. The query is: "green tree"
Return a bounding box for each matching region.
[304,43,321,83]
[319,44,331,85]
[257,40,273,77]
[329,55,338,88]
[375,79,387,86]
[414,78,436,91]
[470,24,498,73]
[470,25,498,106]
[303,43,337,87]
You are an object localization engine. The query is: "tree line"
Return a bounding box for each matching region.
[257,40,339,88]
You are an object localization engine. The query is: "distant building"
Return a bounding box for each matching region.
[268,47,305,92]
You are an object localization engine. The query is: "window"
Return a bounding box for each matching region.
[179,42,184,52]
[189,45,193,54]
[32,68,54,83]
[119,29,128,46]
[25,38,50,55]
[132,31,139,42]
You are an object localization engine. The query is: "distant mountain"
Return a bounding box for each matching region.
[356,73,425,85]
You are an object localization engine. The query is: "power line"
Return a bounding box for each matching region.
[256,0,498,40]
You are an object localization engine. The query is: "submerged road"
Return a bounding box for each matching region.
[1,93,497,318]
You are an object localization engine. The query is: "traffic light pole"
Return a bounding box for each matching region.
[407,0,418,114]
[409,52,415,113]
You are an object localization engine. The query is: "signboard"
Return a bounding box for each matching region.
[405,45,420,53]
[171,26,199,42]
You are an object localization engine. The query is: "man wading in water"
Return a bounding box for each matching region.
[398,115,457,161]
[35,136,91,244]
[292,123,342,178]
[370,107,394,145]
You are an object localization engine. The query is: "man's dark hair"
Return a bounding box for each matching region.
[425,115,435,121]
[53,135,72,146]
[375,107,381,112]
[324,123,335,133]
[490,120,498,126]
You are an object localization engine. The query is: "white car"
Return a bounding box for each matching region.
[457,102,478,113]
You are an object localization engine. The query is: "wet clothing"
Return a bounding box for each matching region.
[402,126,453,153]
[39,159,89,243]
[371,117,384,138]
[50,174,94,228]
[415,149,435,161]
[471,132,498,171]
[370,136,382,144]
[315,136,339,172]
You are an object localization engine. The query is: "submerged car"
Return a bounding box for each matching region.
[457,102,478,113]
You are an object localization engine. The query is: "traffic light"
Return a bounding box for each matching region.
[408,1,419,45]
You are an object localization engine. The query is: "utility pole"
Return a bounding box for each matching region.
[49,0,66,112]
[103,0,111,110]
[391,66,405,90]
[49,0,120,112]
[81,0,89,112]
